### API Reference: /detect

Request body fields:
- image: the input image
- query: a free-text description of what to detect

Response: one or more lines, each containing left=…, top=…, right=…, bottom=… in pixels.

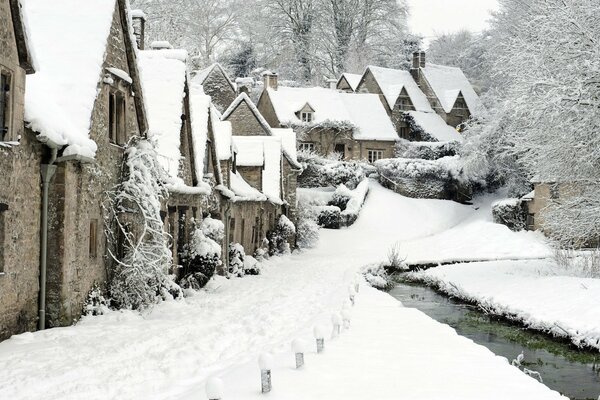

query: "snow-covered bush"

left=341, top=179, right=369, bottom=226
left=83, top=284, right=110, bottom=316
left=180, top=220, right=223, bottom=290
left=491, top=198, right=527, bottom=231
left=395, top=139, right=460, bottom=160
left=298, top=152, right=367, bottom=189
left=328, top=184, right=352, bottom=211
left=268, top=215, right=296, bottom=255
left=296, top=205, right=320, bottom=249
left=243, top=255, right=261, bottom=275
left=362, top=264, right=395, bottom=290
left=254, top=246, right=268, bottom=262
left=385, top=242, right=408, bottom=272
left=228, top=243, right=246, bottom=277
left=316, top=206, right=341, bottom=229
left=104, top=139, right=180, bottom=310
left=375, top=157, right=472, bottom=203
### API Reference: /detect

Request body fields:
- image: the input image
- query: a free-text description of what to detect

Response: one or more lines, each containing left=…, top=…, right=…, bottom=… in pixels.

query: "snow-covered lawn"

left=0, top=182, right=564, bottom=399
left=410, top=259, right=600, bottom=351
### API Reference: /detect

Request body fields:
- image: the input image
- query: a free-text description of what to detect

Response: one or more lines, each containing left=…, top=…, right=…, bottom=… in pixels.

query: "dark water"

left=390, top=280, right=600, bottom=400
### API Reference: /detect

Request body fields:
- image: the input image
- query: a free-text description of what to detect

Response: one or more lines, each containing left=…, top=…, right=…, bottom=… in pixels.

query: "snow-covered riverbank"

left=409, top=259, right=600, bottom=351
left=0, top=182, right=567, bottom=399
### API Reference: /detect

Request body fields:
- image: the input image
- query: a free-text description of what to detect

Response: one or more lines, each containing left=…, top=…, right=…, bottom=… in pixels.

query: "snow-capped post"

left=292, top=339, right=305, bottom=369
left=205, top=377, right=224, bottom=400
left=348, top=285, right=357, bottom=305
left=313, top=326, right=326, bottom=353
left=341, top=309, right=352, bottom=329
left=258, top=353, right=273, bottom=393
left=331, top=313, right=342, bottom=337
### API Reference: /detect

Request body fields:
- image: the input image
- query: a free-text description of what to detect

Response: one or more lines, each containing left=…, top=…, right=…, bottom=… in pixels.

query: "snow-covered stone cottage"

left=0, top=0, right=38, bottom=341
left=257, top=74, right=398, bottom=162
left=191, top=63, right=237, bottom=114
left=356, top=52, right=484, bottom=142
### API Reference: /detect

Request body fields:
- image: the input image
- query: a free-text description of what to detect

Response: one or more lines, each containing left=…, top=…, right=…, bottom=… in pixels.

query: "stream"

left=390, top=280, right=600, bottom=400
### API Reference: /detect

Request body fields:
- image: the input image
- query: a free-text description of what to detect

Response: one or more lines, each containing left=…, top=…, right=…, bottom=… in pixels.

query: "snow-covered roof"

left=138, top=49, right=188, bottom=182
left=407, top=111, right=463, bottom=142
left=271, top=128, right=298, bottom=165
left=211, top=106, right=232, bottom=161
left=229, top=171, right=266, bottom=201
left=12, top=0, right=36, bottom=73
left=23, top=0, right=119, bottom=158
left=130, top=9, right=146, bottom=20
left=339, top=73, right=362, bottom=91
left=268, top=87, right=398, bottom=142
left=366, top=66, right=433, bottom=113
left=421, top=63, right=486, bottom=117
left=192, top=63, right=236, bottom=92
left=232, top=136, right=283, bottom=204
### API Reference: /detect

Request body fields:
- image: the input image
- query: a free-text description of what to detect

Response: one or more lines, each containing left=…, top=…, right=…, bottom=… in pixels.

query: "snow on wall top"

left=229, top=171, right=266, bottom=201
left=138, top=49, right=188, bottom=182
left=421, top=63, right=486, bottom=117
left=407, top=111, right=463, bottom=142
left=192, top=63, right=236, bottom=92
left=340, top=73, right=361, bottom=91
left=232, top=136, right=282, bottom=204
left=339, top=93, right=398, bottom=141
left=366, top=66, right=433, bottom=113
left=268, top=87, right=397, bottom=142
left=22, top=0, right=118, bottom=158
left=212, top=106, right=233, bottom=161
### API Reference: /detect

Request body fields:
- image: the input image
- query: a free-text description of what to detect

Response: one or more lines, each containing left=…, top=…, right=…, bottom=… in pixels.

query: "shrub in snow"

left=491, top=198, right=527, bottom=231
left=316, top=206, right=341, bottom=229
left=395, top=139, right=460, bottom=160
left=296, top=205, right=320, bottom=249
left=254, top=247, right=269, bottom=262
left=340, top=179, right=369, bottom=226
left=83, top=284, right=110, bottom=316
left=180, top=221, right=223, bottom=290
left=328, top=184, right=352, bottom=211
left=244, top=255, right=261, bottom=275
left=104, top=139, right=180, bottom=310
left=268, top=215, right=296, bottom=255
left=298, top=152, right=367, bottom=189
left=385, top=242, right=408, bottom=273
left=362, top=264, right=395, bottom=290
left=228, top=243, right=246, bottom=277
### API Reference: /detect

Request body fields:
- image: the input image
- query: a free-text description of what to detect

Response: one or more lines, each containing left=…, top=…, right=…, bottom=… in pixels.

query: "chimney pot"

left=419, top=51, right=426, bottom=68
left=327, top=78, right=337, bottom=90
left=412, top=52, right=420, bottom=69
left=263, top=71, right=278, bottom=91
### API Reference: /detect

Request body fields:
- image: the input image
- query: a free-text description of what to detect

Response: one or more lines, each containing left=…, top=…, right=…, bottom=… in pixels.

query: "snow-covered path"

left=0, top=181, right=560, bottom=399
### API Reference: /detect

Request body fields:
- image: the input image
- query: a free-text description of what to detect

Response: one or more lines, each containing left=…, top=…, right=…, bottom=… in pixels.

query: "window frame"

left=89, top=219, right=98, bottom=258
left=108, top=90, right=127, bottom=145
left=299, top=142, right=315, bottom=152
left=0, top=69, right=13, bottom=142
left=300, top=111, right=313, bottom=123
left=367, top=149, right=384, bottom=163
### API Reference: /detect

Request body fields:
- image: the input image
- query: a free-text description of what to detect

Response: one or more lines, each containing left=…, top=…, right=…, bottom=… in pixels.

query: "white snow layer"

left=229, top=170, right=266, bottom=201
left=0, top=181, right=564, bottom=399
left=366, top=65, right=433, bottom=112
left=408, top=110, right=463, bottom=142
left=268, top=87, right=398, bottom=141
left=422, top=63, right=486, bottom=117
left=23, top=0, right=118, bottom=158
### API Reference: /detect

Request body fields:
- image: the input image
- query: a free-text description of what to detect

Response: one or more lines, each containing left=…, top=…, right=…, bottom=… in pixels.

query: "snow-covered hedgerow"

left=362, top=264, right=395, bottom=290
left=298, top=152, right=369, bottom=189
left=316, top=206, right=341, bottom=229
left=491, top=198, right=527, bottom=232
left=341, top=179, right=369, bottom=225
left=104, top=139, right=180, bottom=310
left=375, top=157, right=472, bottom=202
left=395, top=139, right=460, bottom=160
left=269, top=215, right=296, bottom=255
left=180, top=218, right=224, bottom=289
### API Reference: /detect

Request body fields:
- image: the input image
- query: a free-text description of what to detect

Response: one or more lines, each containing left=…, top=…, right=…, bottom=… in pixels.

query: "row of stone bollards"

left=206, top=280, right=360, bottom=399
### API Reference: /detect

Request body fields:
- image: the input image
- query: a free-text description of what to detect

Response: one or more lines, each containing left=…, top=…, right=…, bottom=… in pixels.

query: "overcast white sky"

left=407, top=0, right=499, bottom=43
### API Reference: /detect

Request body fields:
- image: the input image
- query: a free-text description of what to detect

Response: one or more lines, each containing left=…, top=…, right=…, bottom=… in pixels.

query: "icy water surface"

left=390, top=280, right=600, bottom=400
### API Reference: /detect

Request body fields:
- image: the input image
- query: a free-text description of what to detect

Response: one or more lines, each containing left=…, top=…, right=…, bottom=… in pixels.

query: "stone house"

left=0, top=0, right=39, bottom=341
left=336, top=73, right=361, bottom=93
left=191, top=63, right=237, bottom=114
left=257, top=73, right=398, bottom=163
left=4, top=0, right=148, bottom=335
left=355, top=52, right=483, bottom=142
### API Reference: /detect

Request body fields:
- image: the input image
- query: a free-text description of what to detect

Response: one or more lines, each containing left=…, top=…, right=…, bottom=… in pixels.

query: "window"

left=109, top=91, right=126, bottom=145
left=240, top=219, right=245, bottom=245
left=367, top=149, right=384, bottom=163
left=89, top=219, right=98, bottom=258
left=229, top=218, right=236, bottom=243
left=177, top=208, right=187, bottom=259
left=334, top=143, right=345, bottom=158
left=299, top=142, right=315, bottom=152
left=300, top=112, right=313, bottom=123
left=527, top=213, right=535, bottom=230
left=0, top=72, right=11, bottom=141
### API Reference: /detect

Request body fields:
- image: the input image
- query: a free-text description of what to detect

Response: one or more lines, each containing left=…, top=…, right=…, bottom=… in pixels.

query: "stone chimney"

left=263, top=71, right=278, bottom=91
left=410, top=51, right=425, bottom=84
left=419, top=51, right=426, bottom=68
left=412, top=52, right=420, bottom=69
left=131, top=10, right=146, bottom=50
left=327, top=78, right=338, bottom=90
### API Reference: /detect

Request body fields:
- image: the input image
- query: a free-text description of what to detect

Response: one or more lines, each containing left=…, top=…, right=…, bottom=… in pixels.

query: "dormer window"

left=301, top=111, right=313, bottom=123
left=0, top=71, right=11, bottom=141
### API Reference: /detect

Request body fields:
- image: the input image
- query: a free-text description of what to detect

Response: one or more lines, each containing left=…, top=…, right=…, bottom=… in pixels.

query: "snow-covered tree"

left=104, top=139, right=179, bottom=309
left=181, top=217, right=224, bottom=289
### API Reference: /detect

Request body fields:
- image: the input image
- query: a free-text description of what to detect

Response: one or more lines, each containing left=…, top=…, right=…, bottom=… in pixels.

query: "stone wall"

left=300, top=127, right=354, bottom=159
left=45, top=2, right=143, bottom=328
left=224, top=100, right=269, bottom=136
left=256, top=91, right=281, bottom=128
left=237, top=166, right=263, bottom=190
left=228, top=201, right=280, bottom=255
left=202, top=68, right=236, bottom=114
left=282, top=157, right=299, bottom=225
left=351, top=140, right=396, bottom=161
left=0, top=0, right=44, bottom=341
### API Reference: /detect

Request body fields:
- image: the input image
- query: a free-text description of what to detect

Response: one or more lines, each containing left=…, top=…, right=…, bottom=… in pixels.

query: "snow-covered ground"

left=0, top=182, right=564, bottom=399
left=410, top=259, right=600, bottom=351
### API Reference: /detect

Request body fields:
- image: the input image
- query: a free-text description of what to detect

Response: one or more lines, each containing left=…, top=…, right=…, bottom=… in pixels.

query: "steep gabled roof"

left=365, top=66, right=433, bottom=113
left=23, top=0, right=146, bottom=158
left=9, top=0, right=35, bottom=73
left=192, top=63, right=236, bottom=93
left=421, top=63, right=486, bottom=117
left=337, top=73, right=361, bottom=91
left=222, top=93, right=272, bottom=135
